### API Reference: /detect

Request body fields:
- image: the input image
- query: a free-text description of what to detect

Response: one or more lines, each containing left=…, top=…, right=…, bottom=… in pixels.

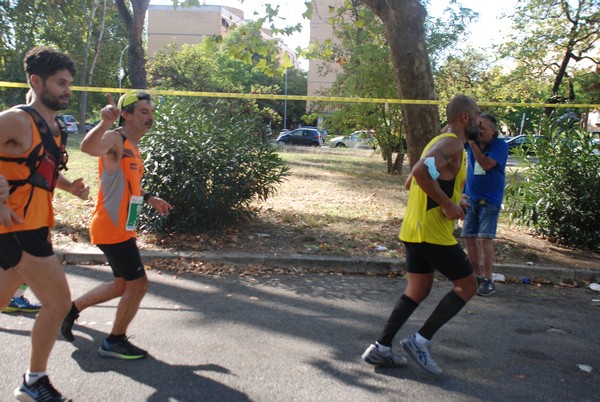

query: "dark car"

left=85, top=120, right=101, bottom=132
left=276, top=127, right=323, bottom=147
left=298, top=125, right=328, bottom=142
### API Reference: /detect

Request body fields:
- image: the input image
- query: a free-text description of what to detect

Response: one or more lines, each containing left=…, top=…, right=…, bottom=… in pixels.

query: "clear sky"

left=150, top=0, right=518, bottom=67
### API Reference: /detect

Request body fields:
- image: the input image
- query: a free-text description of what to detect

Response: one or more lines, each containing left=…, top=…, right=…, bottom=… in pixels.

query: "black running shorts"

left=403, top=241, right=473, bottom=281
left=97, top=238, right=146, bottom=281
left=0, top=227, right=53, bottom=269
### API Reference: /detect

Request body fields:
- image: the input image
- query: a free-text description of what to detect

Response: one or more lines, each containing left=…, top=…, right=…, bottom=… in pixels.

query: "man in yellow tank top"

left=362, top=95, right=480, bottom=376
left=61, top=91, right=171, bottom=360
left=0, top=46, right=89, bottom=402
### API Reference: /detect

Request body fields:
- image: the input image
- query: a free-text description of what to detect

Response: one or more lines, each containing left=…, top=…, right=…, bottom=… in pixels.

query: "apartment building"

left=307, top=0, right=343, bottom=100
left=147, top=4, right=299, bottom=68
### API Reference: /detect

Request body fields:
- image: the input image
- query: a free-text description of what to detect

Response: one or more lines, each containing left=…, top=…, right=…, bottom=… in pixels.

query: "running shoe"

left=2, top=296, right=41, bottom=313
left=477, top=277, right=496, bottom=297
left=98, top=337, right=148, bottom=360
left=401, top=334, right=443, bottom=376
left=60, top=311, right=79, bottom=342
left=361, top=343, right=407, bottom=367
left=14, top=374, right=72, bottom=402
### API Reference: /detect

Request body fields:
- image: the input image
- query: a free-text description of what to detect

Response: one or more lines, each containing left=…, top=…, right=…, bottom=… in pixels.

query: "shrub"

left=504, top=119, right=600, bottom=250
left=139, top=97, right=289, bottom=233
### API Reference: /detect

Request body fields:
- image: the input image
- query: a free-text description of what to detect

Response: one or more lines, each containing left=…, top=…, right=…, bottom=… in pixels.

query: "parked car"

left=276, top=127, right=323, bottom=147
left=505, top=134, right=548, bottom=155
left=85, top=120, right=101, bottom=132
left=591, top=138, right=600, bottom=155
left=298, top=126, right=328, bottom=143
left=329, top=130, right=374, bottom=148
left=57, top=114, right=78, bottom=133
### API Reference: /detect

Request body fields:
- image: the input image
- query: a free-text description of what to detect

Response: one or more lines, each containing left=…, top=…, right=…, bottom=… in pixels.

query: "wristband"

left=143, top=192, right=156, bottom=202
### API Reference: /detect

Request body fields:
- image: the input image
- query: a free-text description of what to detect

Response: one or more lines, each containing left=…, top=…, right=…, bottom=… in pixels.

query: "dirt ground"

left=53, top=147, right=600, bottom=272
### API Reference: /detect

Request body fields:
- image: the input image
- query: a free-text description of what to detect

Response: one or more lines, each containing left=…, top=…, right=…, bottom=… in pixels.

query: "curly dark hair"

left=23, top=46, right=76, bottom=82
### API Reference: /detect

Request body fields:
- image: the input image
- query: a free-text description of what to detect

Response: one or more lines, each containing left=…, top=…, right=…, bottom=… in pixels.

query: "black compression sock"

left=377, top=294, right=419, bottom=346
left=418, top=290, right=466, bottom=340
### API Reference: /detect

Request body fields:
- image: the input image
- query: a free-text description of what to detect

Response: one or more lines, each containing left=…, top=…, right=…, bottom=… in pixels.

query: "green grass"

left=52, top=132, right=98, bottom=246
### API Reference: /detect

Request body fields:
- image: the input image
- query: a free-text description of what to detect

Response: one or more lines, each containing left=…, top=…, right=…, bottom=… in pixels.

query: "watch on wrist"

left=143, top=192, right=156, bottom=202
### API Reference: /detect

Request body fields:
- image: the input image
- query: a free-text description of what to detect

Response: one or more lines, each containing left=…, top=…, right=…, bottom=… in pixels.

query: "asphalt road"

left=1, top=264, right=599, bottom=401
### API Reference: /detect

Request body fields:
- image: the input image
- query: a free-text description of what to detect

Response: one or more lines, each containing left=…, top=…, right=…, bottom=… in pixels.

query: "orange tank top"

left=89, top=135, right=144, bottom=245
left=0, top=118, right=55, bottom=234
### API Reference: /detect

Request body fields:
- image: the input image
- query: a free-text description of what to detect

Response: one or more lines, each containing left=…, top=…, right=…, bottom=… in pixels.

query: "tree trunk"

left=116, top=0, right=149, bottom=89
left=79, top=0, right=107, bottom=134
left=361, top=0, right=439, bottom=167
left=393, top=151, right=404, bottom=175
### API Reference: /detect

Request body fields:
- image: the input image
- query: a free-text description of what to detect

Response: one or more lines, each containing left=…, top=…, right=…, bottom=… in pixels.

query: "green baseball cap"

left=117, top=90, right=152, bottom=110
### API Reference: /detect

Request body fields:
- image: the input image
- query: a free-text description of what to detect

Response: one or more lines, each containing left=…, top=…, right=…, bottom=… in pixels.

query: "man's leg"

left=61, top=278, right=127, bottom=342
left=73, top=279, right=127, bottom=312
left=16, top=253, right=71, bottom=372
left=464, top=237, right=482, bottom=277
left=97, top=275, right=149, bottom=360
left=111, top=275, right=148, bottom=335
left=0, top=268, right=23, bottom=309
left=480, top=238, right=495, bottom=279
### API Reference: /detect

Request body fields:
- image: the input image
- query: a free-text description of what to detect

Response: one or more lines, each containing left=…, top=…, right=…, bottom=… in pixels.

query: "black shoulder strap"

left=17, top=106, right=68, bottom=171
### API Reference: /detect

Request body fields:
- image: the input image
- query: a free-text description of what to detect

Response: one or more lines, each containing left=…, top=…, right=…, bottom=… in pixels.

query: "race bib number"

left=125, top=195, right=143, bottom=231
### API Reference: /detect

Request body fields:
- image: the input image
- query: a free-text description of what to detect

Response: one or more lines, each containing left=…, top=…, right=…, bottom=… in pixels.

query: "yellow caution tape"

left=1, top=81, right=599, bottom=109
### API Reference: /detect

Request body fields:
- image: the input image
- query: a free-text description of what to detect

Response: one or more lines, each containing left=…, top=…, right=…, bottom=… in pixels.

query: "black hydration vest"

left=0, top=106, right=69, bottom=216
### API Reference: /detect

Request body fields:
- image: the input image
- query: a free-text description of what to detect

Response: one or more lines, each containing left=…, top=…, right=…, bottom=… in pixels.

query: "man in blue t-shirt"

left=461, top=114, right=508, bottom=296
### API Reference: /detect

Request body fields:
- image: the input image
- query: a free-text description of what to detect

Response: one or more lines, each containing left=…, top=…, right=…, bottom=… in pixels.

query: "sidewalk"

left=55, top=244, right=599, bottom=284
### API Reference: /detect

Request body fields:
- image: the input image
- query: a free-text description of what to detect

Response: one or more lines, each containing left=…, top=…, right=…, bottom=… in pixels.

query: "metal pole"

left=283, top=69, right=288, bottom=129
left=118, top=45, right=129, bottom=91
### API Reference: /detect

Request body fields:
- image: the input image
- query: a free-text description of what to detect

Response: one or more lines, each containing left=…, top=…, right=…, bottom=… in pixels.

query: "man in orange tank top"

left=0, top=46, right=89, bottom=402
left=61, top=91, right=171, bottom=360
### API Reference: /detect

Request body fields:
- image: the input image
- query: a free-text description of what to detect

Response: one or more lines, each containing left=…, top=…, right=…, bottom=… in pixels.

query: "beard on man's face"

left=465, top=118, right=480, bottom=142
left=40, top=86, right=69, bottom=111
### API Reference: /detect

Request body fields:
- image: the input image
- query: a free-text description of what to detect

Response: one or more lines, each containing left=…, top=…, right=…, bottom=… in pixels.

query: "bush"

left=504, top=119, right=600, bottom=250
left=139, top=97, right=289, bottom=233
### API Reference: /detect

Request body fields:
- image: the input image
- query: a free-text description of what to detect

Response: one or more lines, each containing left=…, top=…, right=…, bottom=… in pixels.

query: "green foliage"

left=139, top=97, right=290, bottom=233
left=499, top=0, right=599, bottom=104
left=148, top=35, right=307, bottom=131
left=504, top=121, right=600, bottom=250
left=424, top=0, right=479, bottom=73
left=433, top=47, right=552, bottom=134
left=0, top=0, right=128, bottom=116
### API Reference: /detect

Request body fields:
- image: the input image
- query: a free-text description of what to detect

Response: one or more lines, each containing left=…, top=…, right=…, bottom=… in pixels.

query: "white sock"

left=25, top=370, right=47, bottom=386
left=375, top=342, right=390, bottom=352
left=415, top=332, right=431, bottom=346
left=14, top=284, right=27, bottom=298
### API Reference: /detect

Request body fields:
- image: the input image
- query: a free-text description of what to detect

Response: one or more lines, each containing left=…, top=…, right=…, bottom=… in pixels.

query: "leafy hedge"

left=504, top=120, right=600, bottom=250
left=139, top=97, right=289, bottom=233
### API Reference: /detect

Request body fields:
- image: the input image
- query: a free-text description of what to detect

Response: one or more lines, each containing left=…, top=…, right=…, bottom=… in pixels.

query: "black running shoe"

left=97, top=337, right=148, bottom=360
left=60, top=311, right=79, bottom=342
left=14, top=375, right=72, bottom=402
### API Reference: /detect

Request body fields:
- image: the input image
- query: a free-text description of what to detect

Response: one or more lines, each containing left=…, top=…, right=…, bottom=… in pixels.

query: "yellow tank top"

left=0, top=118, right=55, bottom=234
left=89, top=135, right=144, bottom=245
left=399, top=133, right=466, bottom=245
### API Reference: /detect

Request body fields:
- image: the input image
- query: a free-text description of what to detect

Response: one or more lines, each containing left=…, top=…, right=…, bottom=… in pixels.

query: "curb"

left=55, top=247, right=598, bottom=284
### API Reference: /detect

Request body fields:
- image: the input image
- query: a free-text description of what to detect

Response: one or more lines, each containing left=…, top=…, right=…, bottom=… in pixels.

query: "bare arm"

left=0, top=175, right=8, bottom=202
left=0, top=109, right=33, bottom=155
left=80, top=93, right=121, bottom=157
left=411, top=138, right=465, bottom=220
left=0, top=175, right=23, bottom=227
left=56, top=174, right=90, bottom=200
left=468, top=140, right=497, bottom=171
